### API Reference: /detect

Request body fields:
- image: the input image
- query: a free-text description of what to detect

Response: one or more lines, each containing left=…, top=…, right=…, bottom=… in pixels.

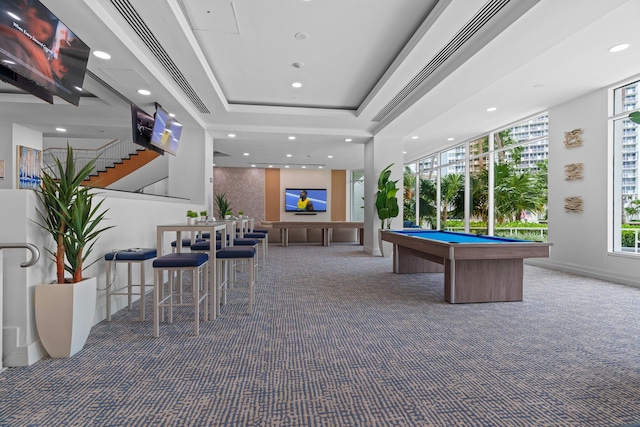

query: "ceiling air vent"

left=372, top=0, right=511, bottom=123
left=110, top=0, right=210, bottom=114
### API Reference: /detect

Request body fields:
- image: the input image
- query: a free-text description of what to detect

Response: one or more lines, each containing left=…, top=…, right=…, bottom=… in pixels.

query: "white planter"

left=35, top=277, right=97, bottom=358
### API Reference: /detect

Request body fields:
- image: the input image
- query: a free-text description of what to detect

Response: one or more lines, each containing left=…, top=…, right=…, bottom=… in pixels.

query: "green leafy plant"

left=199, top=210, right=208, bottom=217
left=215, top=192, right=233, bottom=218
left=375, top=163, right=400, bottom=229
left=186, top=210, right=198, bottom=218
left=629, top=111, right=640, bottom=124
left=35, top=144, right=113, bottom=283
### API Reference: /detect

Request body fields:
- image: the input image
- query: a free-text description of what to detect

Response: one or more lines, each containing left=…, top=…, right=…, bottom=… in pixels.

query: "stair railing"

left=43, top=139, right=144, bottom=178
left=0, top=243, right=40, bottom=267
left=1, top=242, right=40, bottom=372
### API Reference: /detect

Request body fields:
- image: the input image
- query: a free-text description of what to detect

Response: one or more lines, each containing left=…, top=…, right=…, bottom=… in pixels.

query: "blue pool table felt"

left=393, top=230, right=528, bottom=244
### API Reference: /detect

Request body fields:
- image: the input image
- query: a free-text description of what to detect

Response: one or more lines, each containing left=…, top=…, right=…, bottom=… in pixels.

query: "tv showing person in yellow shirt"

left=297, top=190, right=315, bottom=211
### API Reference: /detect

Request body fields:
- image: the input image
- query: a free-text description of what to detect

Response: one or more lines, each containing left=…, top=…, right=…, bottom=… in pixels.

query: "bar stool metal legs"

left=153, top=253, right=209, bottom=337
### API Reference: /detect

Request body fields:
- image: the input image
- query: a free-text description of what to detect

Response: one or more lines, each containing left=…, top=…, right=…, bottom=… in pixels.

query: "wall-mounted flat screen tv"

left=150, top=104, right=182, bottom=156
left=0, top=0, right=91, bottom=105
left=285, top=188, right=327, bottom=212
left=130, top=103, right=164, bottom=155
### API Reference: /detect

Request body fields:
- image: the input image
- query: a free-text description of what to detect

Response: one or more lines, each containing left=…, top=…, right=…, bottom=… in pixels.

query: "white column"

left=364, top=135, right=404, bottom=256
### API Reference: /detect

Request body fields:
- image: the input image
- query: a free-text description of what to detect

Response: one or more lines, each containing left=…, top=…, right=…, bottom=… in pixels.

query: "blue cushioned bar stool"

left=105, top=248, right=157, bottom=321
left=232, top=238, right=259, bottom=278
left=216, top=246, right=257, bottom=314
left=153, top=252, right=209, bottom=337
left=171, top=238, right=205, bottom=252
left=190, top=240, right=223, bottom=316
left=242, top=232, right=267, bottom=267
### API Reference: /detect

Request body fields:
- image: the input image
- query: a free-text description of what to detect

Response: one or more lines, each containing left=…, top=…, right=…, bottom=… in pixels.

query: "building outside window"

left=611, top=79, right=640, bottom=254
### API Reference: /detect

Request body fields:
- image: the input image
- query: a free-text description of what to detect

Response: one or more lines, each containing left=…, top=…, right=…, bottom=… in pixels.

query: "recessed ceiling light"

left=251, top=164, right=256, bottom=167
left=327, top=155, right=333, bottom=159
left=243, top=152, right=249, bottom=156
left=288, top=136, right=296, bottom=140
left=318, top=166, right=323, bottom=169
left=137, top=89, right=151, bottom=96
left=55, top=127, right=66, bottom=132
left=301, top=166, right=306, bottom=169
left=411, top=136, right=419, bottom=139
left=291, top=82, right=302, bottom=88
left=403, top=151, right=407, bottom=154
left=447, top=137, right=455, bottom=141
left=228, top=133, right=236, bottom=138
left=93, top=51, right=111, bottom=60
left=486, top=107, right=497, bottom=112
left=268, top=165, right=273, bottom=168
left=286, top=154, right=292, bottom=158
left=609, top=43, right=630, bottom=53
left=285, top=165, right=290, bottom=168
left=345, top=138, right=352, bottom=142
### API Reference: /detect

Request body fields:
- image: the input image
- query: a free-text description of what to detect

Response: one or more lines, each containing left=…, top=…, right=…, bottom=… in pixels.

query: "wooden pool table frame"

left=380, top=230, right=552, bottom=304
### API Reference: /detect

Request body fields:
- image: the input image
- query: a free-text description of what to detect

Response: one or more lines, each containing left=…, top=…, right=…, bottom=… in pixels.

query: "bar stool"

left=216, top=246, right=257, bottom=314
left=171, top=238, right=205, bottom=252
left=243, top=232, right=268, bottom=267
left=104, top=248, right=157, bottom=321
left=153, top=253, right=209, bottom=337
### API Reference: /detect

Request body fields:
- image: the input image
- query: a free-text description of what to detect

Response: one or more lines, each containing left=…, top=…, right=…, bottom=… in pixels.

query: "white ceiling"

left=1, top=0, right=639, bottom=171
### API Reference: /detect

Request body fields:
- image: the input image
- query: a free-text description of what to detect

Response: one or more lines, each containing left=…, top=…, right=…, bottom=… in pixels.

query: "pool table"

left=380, top=230, right=552, bottom=304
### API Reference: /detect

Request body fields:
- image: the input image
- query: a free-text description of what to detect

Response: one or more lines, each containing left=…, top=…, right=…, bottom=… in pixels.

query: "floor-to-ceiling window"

left=612, top=79, right=640, bottom=254
left=404, top=112, right=549, bottom=241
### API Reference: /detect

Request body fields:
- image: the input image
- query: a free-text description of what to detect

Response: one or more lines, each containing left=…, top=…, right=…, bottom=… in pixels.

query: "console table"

left=270, top=221, right=364, bottom=247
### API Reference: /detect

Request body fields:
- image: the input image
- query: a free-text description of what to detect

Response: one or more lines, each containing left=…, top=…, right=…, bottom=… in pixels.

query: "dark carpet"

left=1, top=244, right=639, bottom=426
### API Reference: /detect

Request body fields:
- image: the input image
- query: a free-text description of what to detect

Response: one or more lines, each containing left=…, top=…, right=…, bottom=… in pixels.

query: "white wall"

left=533, top=85, right=640, bottom=287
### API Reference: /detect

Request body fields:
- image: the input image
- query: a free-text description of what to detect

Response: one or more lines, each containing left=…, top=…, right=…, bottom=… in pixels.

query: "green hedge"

left=622, top=228, right=640, bottom=247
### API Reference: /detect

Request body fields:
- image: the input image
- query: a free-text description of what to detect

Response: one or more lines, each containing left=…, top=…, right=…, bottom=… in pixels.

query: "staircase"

left=85, top=148, right=160, bottom=187
left=43, top=139, right=162, bottom=190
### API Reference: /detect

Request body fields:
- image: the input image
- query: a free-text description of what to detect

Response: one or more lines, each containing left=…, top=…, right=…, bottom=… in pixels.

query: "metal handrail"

left=0, top=243, right=40, bottom=267
left=43, top=139, right=145, bottom=178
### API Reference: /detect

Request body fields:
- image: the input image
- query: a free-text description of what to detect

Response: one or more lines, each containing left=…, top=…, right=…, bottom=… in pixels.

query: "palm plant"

left=440, top=172, right=464, bottom=227
left=35, top=144, right=113, bottom=283
left=215, top=192, right=233, bottom=218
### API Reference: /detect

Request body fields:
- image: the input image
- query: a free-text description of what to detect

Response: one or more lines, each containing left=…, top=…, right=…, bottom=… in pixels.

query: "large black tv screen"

left=131, top=103, right=163, bottom=155
left=285, top=188, right=327, bottom=212
left=150, top=104, right=182, bottom=156
left=0, top=0, right=90, bottom=105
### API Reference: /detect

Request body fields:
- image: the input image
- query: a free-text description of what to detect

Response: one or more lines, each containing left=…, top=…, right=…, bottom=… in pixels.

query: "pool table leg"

left=445, top=258, right=524, bottom=303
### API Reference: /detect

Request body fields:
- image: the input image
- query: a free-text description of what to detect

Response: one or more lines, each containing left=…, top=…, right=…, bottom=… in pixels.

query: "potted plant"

left=200, top=210, right=208, bottom=222
left=33, top=144, right=113, bottom=358
left=215, top=192, right=233, bottom=219
left=186, top=209, right=198, bottom=224
left=375, top=163, right=399, bottom=256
